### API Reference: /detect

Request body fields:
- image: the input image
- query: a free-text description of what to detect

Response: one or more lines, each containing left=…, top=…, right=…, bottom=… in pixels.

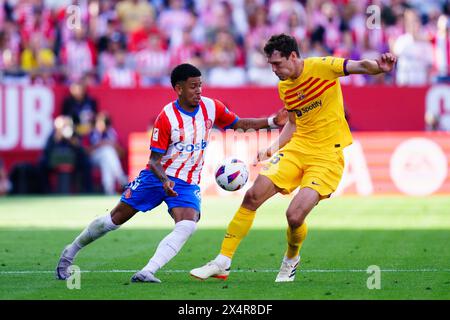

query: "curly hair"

left=263, top=34, right=300, bottom=59
left=170, top=63, right=202, bottom=88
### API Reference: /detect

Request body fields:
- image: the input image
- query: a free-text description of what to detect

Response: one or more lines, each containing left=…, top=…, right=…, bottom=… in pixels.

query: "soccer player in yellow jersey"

left=191, top=34, right=397, bottom=282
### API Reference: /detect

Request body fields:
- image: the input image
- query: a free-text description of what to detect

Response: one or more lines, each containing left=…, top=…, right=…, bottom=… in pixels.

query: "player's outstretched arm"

left=253, top=111, right=296, bottom=165
left=148, top=152, right=178, bottom=197
left=232, top=108, right=288, bottom=131
left=346, top=53, right=397, bottom=75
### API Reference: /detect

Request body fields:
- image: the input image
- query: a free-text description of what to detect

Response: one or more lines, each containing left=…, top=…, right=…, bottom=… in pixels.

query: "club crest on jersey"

left=206, top=119, right=213, bottom=129
left=297, top=91, right=306, bottom=101
left=124, top=188, right=132, bottom=199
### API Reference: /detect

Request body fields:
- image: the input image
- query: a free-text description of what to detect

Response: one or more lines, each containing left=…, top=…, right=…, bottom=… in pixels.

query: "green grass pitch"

left=0, top=195, right=449, bottom=300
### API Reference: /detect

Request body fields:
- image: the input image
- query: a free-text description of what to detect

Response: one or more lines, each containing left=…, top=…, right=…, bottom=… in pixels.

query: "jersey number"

left=270, top=153, right=284, bottom=165
left=129, top=178, right=141, bottom=190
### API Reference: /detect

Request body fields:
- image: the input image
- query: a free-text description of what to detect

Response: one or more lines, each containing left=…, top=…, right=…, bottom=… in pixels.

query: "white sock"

left=214, top=254, right=232, bottom=269
left=64, top=214, right=120, bottom=260
left=143, top=220, right=197, bottom=274
left=283, top=255, right=300, bottom=265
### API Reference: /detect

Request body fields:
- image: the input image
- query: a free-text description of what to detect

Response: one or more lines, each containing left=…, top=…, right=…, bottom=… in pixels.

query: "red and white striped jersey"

left=149, top=96, right=239, bottom=185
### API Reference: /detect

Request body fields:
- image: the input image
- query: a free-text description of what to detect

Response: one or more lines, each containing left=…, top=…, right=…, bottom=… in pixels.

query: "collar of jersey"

left=175, top=100, right=199, bottom=117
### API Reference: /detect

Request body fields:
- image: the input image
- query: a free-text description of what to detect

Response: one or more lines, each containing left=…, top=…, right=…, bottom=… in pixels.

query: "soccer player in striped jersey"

left=55, top=63, right=287, bottom=283
left=190, top=34, right=397, bottom=282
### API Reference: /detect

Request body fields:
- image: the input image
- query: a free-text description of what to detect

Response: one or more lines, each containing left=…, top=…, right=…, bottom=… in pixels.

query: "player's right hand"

left=253, top=147, right=273, bottom=166
left=163, top=180, right=178, bottom=197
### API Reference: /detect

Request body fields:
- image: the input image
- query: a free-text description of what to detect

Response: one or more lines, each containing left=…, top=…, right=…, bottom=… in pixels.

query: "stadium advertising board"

left=129, top=131, right=450, bottom=196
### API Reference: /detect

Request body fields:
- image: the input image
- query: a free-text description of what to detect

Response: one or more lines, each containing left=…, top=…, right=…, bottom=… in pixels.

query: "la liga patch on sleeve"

left=152, top=128, right=159, bottom=141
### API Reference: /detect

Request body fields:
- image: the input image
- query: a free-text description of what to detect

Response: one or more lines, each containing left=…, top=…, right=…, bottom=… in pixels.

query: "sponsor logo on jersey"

left=174, top=139, right=208, bottom=152
left=152, top=128, right=159, bottom=141
left=293, top=100, right=322, bottom=117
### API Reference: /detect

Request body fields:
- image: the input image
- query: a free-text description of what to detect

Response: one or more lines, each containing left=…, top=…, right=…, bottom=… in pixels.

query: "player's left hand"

left=253, top=147, right=273, bottom=166
left=163, top=180, right=178, bottom=197
left=376, top=53, right=397, bottom=73
left=273, top=108, right=288, bottom=127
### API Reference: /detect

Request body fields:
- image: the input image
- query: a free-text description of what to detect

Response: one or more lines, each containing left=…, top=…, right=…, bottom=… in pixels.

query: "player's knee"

left=110, top=209, right=131, bottom=225
left=286, top=209, right=306, bottom=229
left=242, top=188, right=262, bottom=210
left=110, top=202, right=137, bottom=225
left=110, top=212, right=124, bottom=225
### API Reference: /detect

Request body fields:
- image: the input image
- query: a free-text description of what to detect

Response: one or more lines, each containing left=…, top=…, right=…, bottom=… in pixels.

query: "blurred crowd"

left=36, top=82, right=128, bottom=194
left=1, top=0, right=449, bottom=87
left=2, top=82, right=128, bottom=195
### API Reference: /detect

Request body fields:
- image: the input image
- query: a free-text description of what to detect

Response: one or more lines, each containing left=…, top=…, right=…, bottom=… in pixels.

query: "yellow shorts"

left=259, top=143, right=345, bottom=198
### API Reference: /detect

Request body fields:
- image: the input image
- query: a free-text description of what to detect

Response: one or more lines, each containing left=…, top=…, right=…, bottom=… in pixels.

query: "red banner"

left=1, top=84, right=448, bottom=173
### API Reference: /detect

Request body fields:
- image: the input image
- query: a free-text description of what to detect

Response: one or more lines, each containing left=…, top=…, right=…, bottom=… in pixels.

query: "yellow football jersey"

left=278, top=56, right=353, bottom=154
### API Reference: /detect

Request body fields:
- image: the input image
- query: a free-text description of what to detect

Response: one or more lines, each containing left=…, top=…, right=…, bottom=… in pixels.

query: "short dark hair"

left=170, top=63, right=202, bottom=88
left=263, top=34, right=300, bottom=59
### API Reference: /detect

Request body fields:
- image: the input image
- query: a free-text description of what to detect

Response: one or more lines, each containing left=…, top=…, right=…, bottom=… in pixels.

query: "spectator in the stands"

left=134, top=33, right=170, bottom=86
left=0, top=21, right=21, bottom=72
left=269, top=0, right=307, bottom=36
left=102, top=49, right=140, bottom=87
left=87, top=112, right=128, bottom=195
left=20, top=32, right=56, bottom=85
left=393, top=9, right=434, bottom=85
left=431, top=14, right=450, bottom=83
left=116, top=0, right=155, bottom=34
left=98, top=29, right=124, bottom=80
left=246, top=39, right=278, bottom=86
left=127, top=14, right=163, bottom=52
left=170, top=27, right=204, bottom=69
left=90, top=0, right=119, bottom=40
left=97, top=18, right=127, bottom=54
left=158, top=0, right=193, bottom=47
left=39, top=115, right=93, bottom=193
left=245, top=4, right=274, bottom=53
left=208, top=30, right=247, bottom=87
left=60, top=26, right=96, bottom=84
left=15, top=0, right=55, bottom=46
left=62, top=81, right=98, bottom=136
left=1, top=43, right=30, bottom=85
left=0, top=0, right=448, bottom=86
left=202, top=1, right=242, bottom=47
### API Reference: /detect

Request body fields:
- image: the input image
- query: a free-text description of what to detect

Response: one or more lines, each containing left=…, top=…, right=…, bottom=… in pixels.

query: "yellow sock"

left=286, top=223, right=308, bottom=259
left=220, top=206, right=256, bottom=258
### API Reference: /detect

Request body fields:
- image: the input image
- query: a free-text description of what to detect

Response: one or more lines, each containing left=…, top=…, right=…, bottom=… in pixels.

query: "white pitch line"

left=1, top=269, right=450, bottom=275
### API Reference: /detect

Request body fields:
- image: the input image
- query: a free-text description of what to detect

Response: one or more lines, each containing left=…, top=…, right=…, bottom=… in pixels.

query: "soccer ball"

left=215, top=158, right=249, bottom=191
